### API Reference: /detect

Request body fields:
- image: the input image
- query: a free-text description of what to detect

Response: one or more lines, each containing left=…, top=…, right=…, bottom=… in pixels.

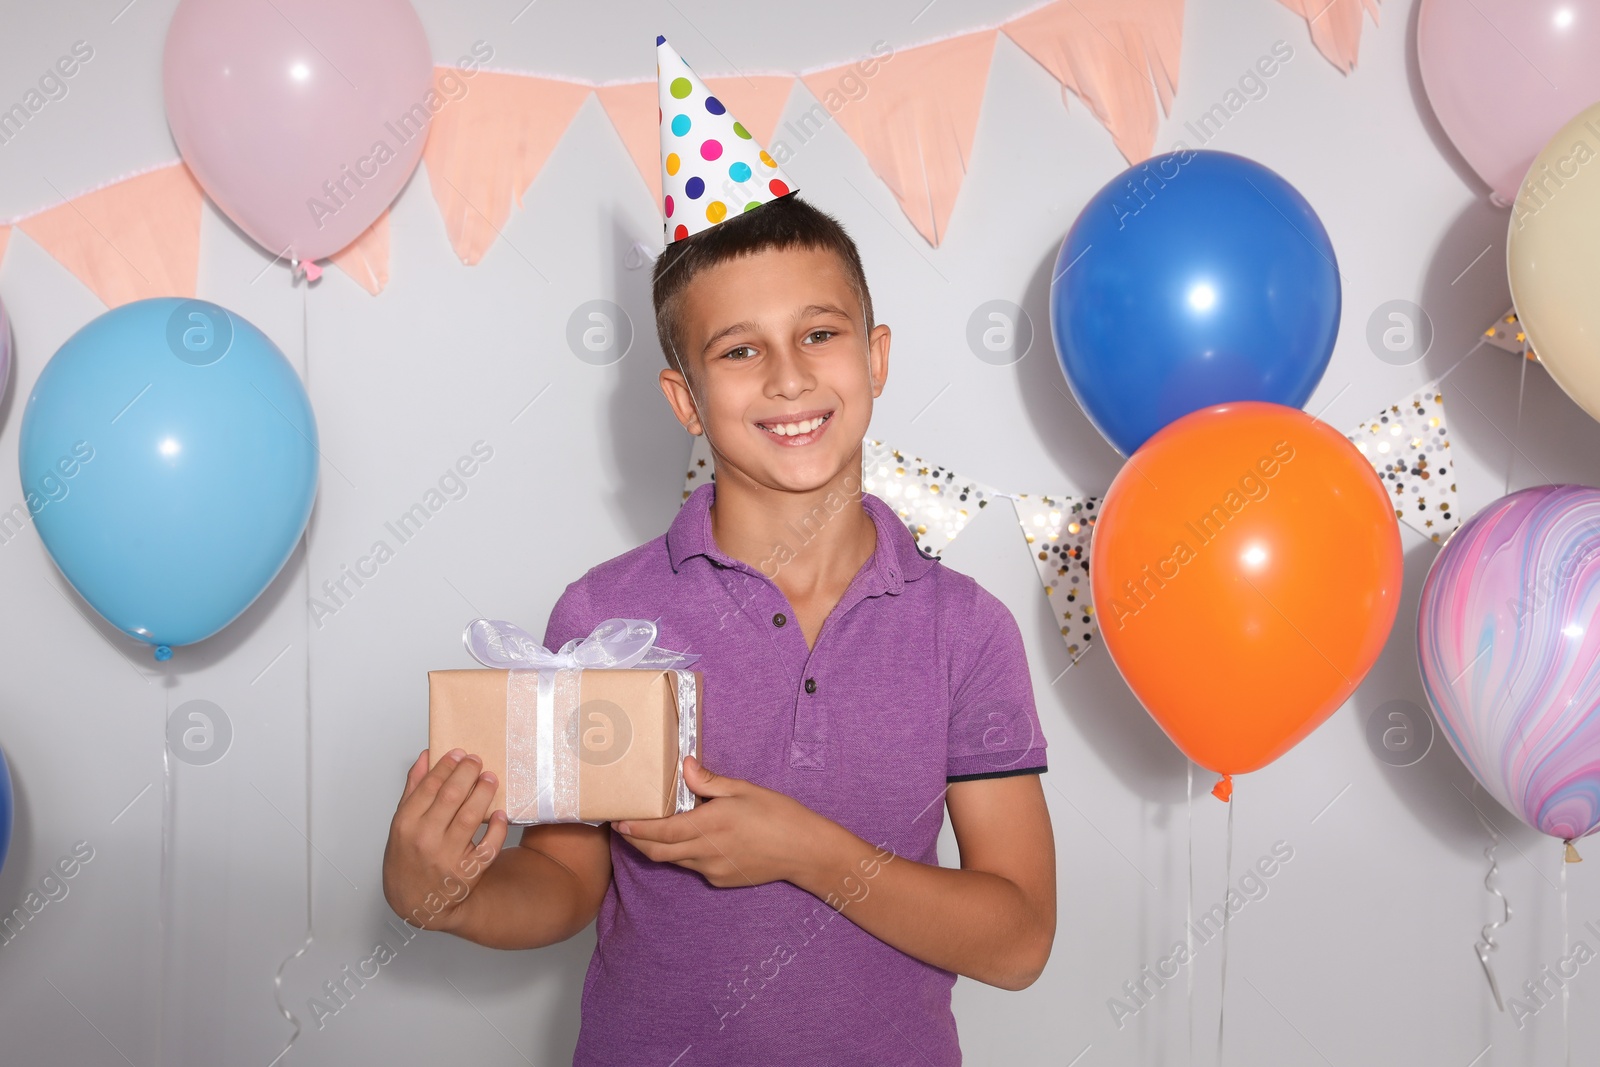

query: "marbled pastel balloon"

left=1419, top=485, right=1600, bottom=841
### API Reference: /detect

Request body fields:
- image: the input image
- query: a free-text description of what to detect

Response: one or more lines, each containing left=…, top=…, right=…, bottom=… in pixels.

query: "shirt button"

left=804, top=678, right=817, bottom=694
left=773, top=613, right=787, bottom=627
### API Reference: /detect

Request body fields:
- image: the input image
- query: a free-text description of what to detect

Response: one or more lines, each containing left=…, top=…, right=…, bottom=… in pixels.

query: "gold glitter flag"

left=1345, top=382, right=1458, bottom=542
left=1483, top=308, right=1539, bottom=362
left=1010, top=493, right=1099, bottom=665
left=859, top=438, right=998, bottom=557
left=682, top=430, right=717, bottom=500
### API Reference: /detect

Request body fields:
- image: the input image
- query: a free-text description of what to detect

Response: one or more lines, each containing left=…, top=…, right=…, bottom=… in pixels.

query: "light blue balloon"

left=19, top=298, right=317, bottom=655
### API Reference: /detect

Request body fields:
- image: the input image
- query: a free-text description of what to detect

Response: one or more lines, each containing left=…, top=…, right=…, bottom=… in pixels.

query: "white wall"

left=2, top=1, right=1595, bottom=1064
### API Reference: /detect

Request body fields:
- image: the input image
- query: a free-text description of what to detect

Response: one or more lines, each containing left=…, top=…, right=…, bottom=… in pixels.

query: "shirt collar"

left=667, top=481, right=940, bottom=593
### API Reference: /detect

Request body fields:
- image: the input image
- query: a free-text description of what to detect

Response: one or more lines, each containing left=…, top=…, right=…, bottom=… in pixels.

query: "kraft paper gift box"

left=428, top=618, right=702, bottom=825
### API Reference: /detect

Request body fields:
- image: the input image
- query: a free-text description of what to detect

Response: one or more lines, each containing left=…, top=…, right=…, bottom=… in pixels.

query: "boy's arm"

left=616, top=759, right=1054, bottom=987
left=445, top=821, right=613, bottom=950
left=807, top=579, right=1054, bottom=987
left=791, top=770, right=1055, bottom=989
left=381, top=748, right=613, bottom=950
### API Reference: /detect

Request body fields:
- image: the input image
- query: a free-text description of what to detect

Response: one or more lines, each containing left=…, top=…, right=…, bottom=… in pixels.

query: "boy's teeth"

left=764, top=414, right=827, bottom=437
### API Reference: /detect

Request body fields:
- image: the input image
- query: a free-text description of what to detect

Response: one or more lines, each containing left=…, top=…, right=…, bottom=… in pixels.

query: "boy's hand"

left=612, top=756, right=835, bottom=889
left=382, top=748, right=510, bottom=932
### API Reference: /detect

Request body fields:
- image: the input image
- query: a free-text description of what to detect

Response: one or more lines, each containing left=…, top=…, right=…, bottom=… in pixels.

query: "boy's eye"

left=803, top=329, right=835, bottom=345
left=723, top=345, right=756, bottom=361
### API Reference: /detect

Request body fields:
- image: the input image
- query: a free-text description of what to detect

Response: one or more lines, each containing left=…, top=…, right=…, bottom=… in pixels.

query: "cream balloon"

left=1508, top=103, right=1600, bottom=422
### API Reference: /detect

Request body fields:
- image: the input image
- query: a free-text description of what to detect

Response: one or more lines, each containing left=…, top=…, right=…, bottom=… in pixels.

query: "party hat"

left=657, top=34, right=797, bottom=244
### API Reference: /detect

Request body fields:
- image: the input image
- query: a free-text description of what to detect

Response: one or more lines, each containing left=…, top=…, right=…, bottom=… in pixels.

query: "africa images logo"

left=1103, top=440, right=1297, bottom=629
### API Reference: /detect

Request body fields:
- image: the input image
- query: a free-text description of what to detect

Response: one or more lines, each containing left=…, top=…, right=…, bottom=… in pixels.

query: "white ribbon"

left=464, top=617, right=700, bottom=672
left=462, top=619, right=700, bottom=823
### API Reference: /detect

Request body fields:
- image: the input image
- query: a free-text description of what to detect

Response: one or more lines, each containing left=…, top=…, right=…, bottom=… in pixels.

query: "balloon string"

left=1562, top=854, right=1570, bottom=1067
left=1473, top=808, right=1509, bottom=1011
left=1186, top=761, right=1194, bottom=1067
left=267, top=282, right=315, bottom=1067
left=1506, top=338, right=1529, bottom=494
left=1216, top=793, right=1233, bottom=1065
left=159, top=687, right=173, bottom=1059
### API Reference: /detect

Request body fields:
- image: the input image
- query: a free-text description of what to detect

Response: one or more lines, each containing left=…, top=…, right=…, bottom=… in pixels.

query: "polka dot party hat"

left=657, top=34, right=797, bottom=244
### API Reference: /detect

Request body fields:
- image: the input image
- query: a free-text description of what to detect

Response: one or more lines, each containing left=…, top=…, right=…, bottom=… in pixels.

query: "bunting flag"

left=859, top=438, right=1002, bottom=555
left=0, top=226, right=9, bottom=267
left=683, top=432, right=715, bottom=500
left=15, top=162, right=203, bottom=307
left=1484, top=308, right=1539, bottom=361
left=1011, top=492, right=1100, bottom=663
left=800, top=32, right=996, bottom=247
left=0, top=3, right=1376, bottom=290
left=678, top=380, right=1457, bottom=662
left=599, top=74, right=794, bottom=211
left=1004, top=0, right=1184, bottom=163
left=327, top=212, right=392, bottom=296
left=421, top=67, right=591, bottom=266
left=1344, top=381, right=1458, bottom=542
left=1277, top=0, right=1381, bottom=74
left=597, top=81, right=666, bottom=210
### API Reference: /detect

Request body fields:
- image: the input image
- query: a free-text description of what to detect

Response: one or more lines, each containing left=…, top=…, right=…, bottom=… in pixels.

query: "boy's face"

left=658, top=245, right=890, bottom=494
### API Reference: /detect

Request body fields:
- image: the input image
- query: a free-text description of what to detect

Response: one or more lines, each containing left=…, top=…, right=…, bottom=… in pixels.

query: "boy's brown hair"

left=650, top=194, right=875, bottom=378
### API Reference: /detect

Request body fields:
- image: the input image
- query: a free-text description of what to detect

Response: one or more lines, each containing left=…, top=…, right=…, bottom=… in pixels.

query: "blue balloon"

left=19, top=298, right=317, bottom=654
left=1050, top=150, right=1340, bottom=456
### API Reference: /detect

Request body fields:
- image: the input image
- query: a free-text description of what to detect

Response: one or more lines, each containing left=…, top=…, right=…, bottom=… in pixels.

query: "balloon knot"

left=1565, top=840, right=1583, bottom=863
left=1211, top=774, right=1233, bottom=802
left=153, top=645, right=173, bottom=662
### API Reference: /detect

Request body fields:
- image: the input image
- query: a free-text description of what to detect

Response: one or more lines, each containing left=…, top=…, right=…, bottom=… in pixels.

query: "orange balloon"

left=1090, top=402, right=1402, bottom=787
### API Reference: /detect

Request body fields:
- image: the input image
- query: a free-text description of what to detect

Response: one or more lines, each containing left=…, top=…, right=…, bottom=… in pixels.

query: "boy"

left=381, top=38, right=1055, bottom=1065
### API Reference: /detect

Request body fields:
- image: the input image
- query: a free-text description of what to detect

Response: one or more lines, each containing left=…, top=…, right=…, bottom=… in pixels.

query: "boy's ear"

left=659, top=367, right=704, bottom=435
left=868, top=323, right=891, bottom=397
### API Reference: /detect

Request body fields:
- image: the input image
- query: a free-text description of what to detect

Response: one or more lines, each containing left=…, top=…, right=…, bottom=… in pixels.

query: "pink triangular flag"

left=596, top=82, right=661, bottom=203
left=18, top=162, right=202, bottom=307
left=1004, top=0, right=1184, bottom=163
left=598, top=75, right=795, bottom=211
left=422, top=67, right=590, bottom=266
left=329, top=211, right=390, bottom=295
left=0, top=226, right=9, bottom=267
left=801, top=32, right=996, bottom=247
left=1278, top=0, right=1379, bottom=74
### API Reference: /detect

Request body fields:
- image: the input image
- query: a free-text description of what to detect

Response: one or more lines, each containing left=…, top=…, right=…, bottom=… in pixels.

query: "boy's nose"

left=763, top=343, right=816, bottom=395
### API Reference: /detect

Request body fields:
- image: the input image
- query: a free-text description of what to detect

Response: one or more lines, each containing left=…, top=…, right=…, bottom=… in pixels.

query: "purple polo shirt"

left=543, top=481, right=1048, bottom=1066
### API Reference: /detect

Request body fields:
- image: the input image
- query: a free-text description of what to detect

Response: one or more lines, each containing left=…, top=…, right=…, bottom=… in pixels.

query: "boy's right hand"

left=382, top=747, right=510, bottom=934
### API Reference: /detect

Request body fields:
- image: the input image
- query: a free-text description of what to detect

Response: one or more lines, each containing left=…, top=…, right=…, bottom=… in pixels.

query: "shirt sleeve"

left=542, top=575, right=597, bottom=651
left=945, top=580, right=1049, bottom=782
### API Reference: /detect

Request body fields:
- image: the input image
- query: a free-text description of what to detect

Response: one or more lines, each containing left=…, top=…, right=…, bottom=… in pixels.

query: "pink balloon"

left=1419, top=485, right=1600, bottom=841
left=1418, top=0, right=1600, bottom=205
left=163, top=0, right=433, bottom=265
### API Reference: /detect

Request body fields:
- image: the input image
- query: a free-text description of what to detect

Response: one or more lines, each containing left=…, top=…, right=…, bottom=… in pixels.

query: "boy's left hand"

left=613, top=755, right=831, bottom=889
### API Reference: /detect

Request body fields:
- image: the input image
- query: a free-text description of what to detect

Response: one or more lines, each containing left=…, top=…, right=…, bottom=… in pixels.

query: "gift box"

left=428, top=618, right=702, bottom=825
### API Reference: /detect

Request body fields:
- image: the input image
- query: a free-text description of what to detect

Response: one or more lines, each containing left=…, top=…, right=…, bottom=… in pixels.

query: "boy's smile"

left=754, top=408, right=833, bottom=446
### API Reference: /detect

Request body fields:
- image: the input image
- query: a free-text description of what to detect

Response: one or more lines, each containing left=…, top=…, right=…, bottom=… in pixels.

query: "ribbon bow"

left=464, top=617, right=700, bottom=671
